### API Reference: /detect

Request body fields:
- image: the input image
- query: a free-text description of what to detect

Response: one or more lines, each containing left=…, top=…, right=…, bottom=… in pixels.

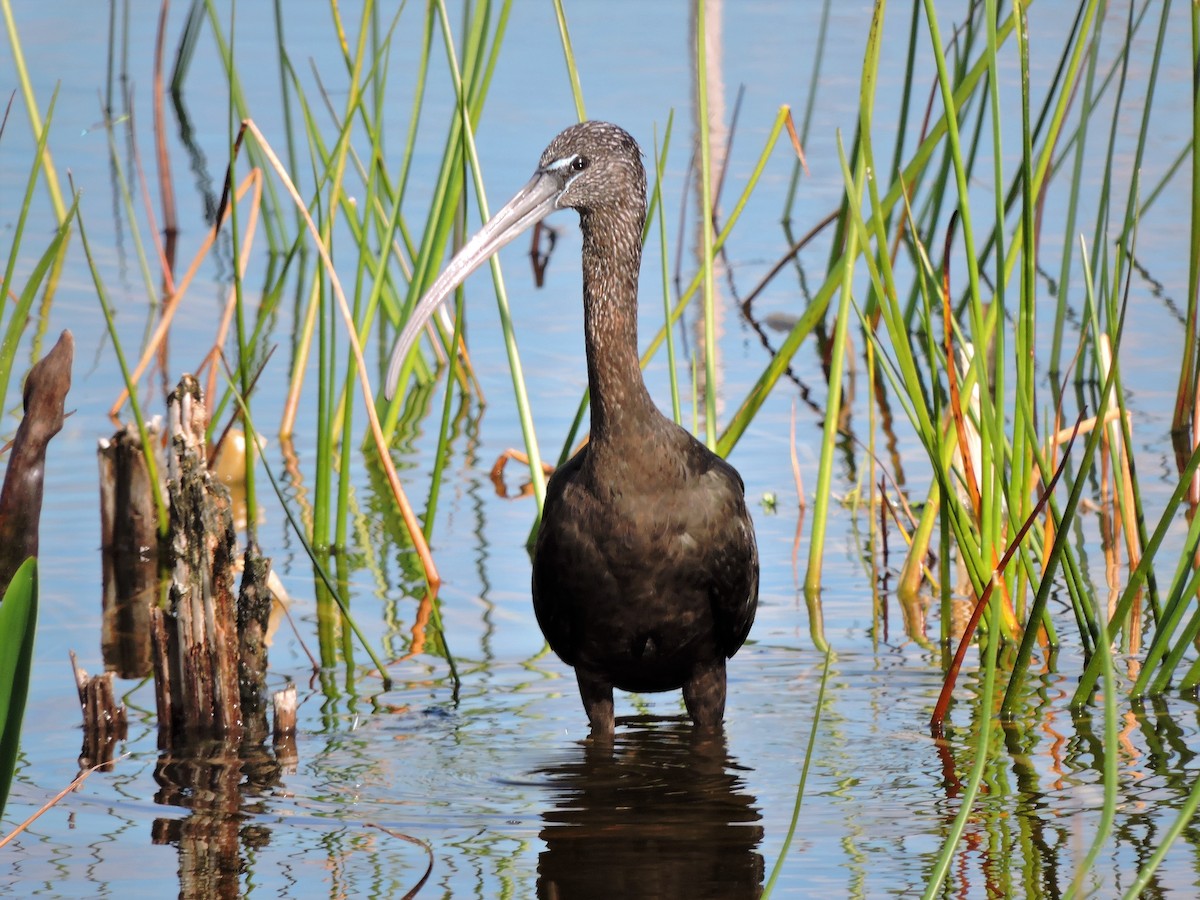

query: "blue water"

left=3, top=1, right=1200, bottom=897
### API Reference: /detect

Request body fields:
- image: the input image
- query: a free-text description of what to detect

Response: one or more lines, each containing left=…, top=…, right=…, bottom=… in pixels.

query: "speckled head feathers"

left=536, top=121, right=647, bottom=218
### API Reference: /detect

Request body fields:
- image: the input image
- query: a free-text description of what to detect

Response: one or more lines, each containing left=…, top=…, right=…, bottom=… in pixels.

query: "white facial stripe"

left=545, top=154, right=587, bottom=208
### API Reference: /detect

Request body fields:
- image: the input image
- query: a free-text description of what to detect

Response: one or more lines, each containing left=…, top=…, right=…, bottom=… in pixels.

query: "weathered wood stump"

left=0, top=330, right=73, bottom=593
left=149, top=376, right=255, bottom=748
left=272, top=684, right=298, bottom=772
left=70, top=650, right=128, bottom=770
left=97, top=422, right=162, bottom=678
left=237, top=546, right=274, bottom=743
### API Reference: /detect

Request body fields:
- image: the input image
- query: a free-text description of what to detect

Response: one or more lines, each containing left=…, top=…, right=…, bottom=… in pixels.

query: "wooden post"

left=97, top=422, right=162, bottom=679
left=70, top=650, right=128, bottom=771
left=0, top=330, right=73, bottom=593
left=236, top=547, right=274, bottom=743
left=150, top=376, right=242, bottom=747
left=272, top=684, right=298, bottom=772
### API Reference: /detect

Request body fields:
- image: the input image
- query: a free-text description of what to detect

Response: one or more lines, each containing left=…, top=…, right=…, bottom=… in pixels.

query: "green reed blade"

left=552, top=0, right=585, bottom=122
left=761, top=646, right=833, bottom=897
left=0, top=558, right=37, bottom=817
left=75, top=193, right=169, bottom=539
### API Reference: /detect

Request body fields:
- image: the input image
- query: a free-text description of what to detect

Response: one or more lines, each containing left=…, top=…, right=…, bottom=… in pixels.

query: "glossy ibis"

left=385, top=121, right=758, bottom=737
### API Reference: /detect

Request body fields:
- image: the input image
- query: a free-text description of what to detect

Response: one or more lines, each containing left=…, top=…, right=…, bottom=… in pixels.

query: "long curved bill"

left=384, top=170, right=564, bottom=399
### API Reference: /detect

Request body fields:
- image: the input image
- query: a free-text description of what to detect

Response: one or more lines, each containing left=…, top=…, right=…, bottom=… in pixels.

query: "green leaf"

left=0, top=557, right=38, bottom=817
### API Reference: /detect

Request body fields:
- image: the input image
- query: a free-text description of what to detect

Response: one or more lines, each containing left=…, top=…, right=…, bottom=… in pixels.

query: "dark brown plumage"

left=386, top=122, right=759, bottom=737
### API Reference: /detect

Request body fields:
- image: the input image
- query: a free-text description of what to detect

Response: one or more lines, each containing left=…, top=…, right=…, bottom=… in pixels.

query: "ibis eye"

left=571, top=156, right=590, bottom=172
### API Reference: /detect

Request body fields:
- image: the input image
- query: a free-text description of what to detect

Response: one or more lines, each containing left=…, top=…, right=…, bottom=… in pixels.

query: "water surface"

left=3, top=1, right=1200, bottom=897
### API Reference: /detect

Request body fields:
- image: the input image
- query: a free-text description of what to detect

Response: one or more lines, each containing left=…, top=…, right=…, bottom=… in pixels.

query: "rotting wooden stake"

left=0, top=330, right=73, bottom=594
left=272, top=684, right=298, bottom=772
left=98, top=422, right=162, bottom=679
left=70, top=650, right=128, bottom=771
left=237, top=547, right=274, bottom=743
left=150, top=376, right=243, bottom=747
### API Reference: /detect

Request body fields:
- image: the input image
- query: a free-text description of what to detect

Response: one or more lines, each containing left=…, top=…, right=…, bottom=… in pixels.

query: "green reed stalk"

left=226, top=1, right=261, bottom=544
left=101, top=107, right=157, bottom=310
left=1071, top=435, right=1200, bottom=703
left=273, top=0, right=304, bottom=236
left=383, top=2, right=511, bottom=418
left=1002, top=237, right=1122, bottom=714
left=721, top=5, right=1022, bottom=454
left=803, top=133, right=857, bottom=602
left=805, top=0, right=886, bottom=598
left=425, top=291, right=467, bottom=541
left=0, top=87, right=62, bottom=404
left=76, top=196, right=169, bottom=539
left=434, top=0, right=546, bottom=511
left=985, top=0, right=1017, bottom=622
left=1176, top=0, right=1200, bottom=430
left=922, top=592, right=1001, bottom=900
left=695, top=0, right=718, bottom=449
left=327, top=0, right=385, bottom=549
left=0, top=559, right=36, bottom=818
left=1, top=0, right=66, bottom=223
left=1049, top=5, right=1105, bottom=375
left=552, top=0, right=585, bottom=122
left=761, top=646, right=833, bottom=898
left=653, top=122, right=682, bottom=424
left=1084, top=3, right=1168, bottom=634
left=222, top=360, right=395, bottom=684
left=1008, top=0, right=1038, bottom=628
left=1063, top=587, right=1117, bottom=898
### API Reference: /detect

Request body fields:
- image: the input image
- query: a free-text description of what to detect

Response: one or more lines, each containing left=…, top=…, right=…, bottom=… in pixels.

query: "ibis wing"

left=701, top=457, right=759, bottom=658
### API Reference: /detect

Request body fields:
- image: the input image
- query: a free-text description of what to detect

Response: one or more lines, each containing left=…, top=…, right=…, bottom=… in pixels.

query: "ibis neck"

left=579, top=207, right=655, bottom=442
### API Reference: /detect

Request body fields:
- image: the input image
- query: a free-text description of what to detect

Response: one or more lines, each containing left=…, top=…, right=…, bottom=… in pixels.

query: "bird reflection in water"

left=534, top=720, right=763, bottom=899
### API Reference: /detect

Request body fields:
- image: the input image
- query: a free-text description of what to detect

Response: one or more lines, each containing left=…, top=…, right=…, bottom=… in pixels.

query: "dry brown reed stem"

left=1048, top=409, right=1125, bottom=446
left=789, top=399, right=807, bottom=580
left=201, top=256, right=253, bottom=405
left=783, top=111, right=809, bottom=178
left=388, top=592, right=434, bottom=665
left=789, top=398, right=806, bottom=510
left=279, top=263, right=318, bottom=438
left=366, top=824, right=435, bottom=899
left=107, top=169, right=263, bottom=423
left=1099, top=335, right=1141, bottom=576
left=241, top=118, right=440, bottom=588
left=489, top=449, right=555, bottom=499
left=199, top=187, right=263, bottom=405
left=126, top=97, right=176, bottom=297
left=151, top=0, right=177, bottom=279
left=738, top=208, right=839, bottom=314
left=940, top=218, right=981, bottom=520
left=0, top=757, right=122, bottom=850
left=1192, top=379, right=1200, bottom=507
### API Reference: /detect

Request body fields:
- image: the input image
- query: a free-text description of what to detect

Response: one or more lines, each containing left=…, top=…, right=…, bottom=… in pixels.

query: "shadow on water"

left=533, top=719, right=763, bottom=899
